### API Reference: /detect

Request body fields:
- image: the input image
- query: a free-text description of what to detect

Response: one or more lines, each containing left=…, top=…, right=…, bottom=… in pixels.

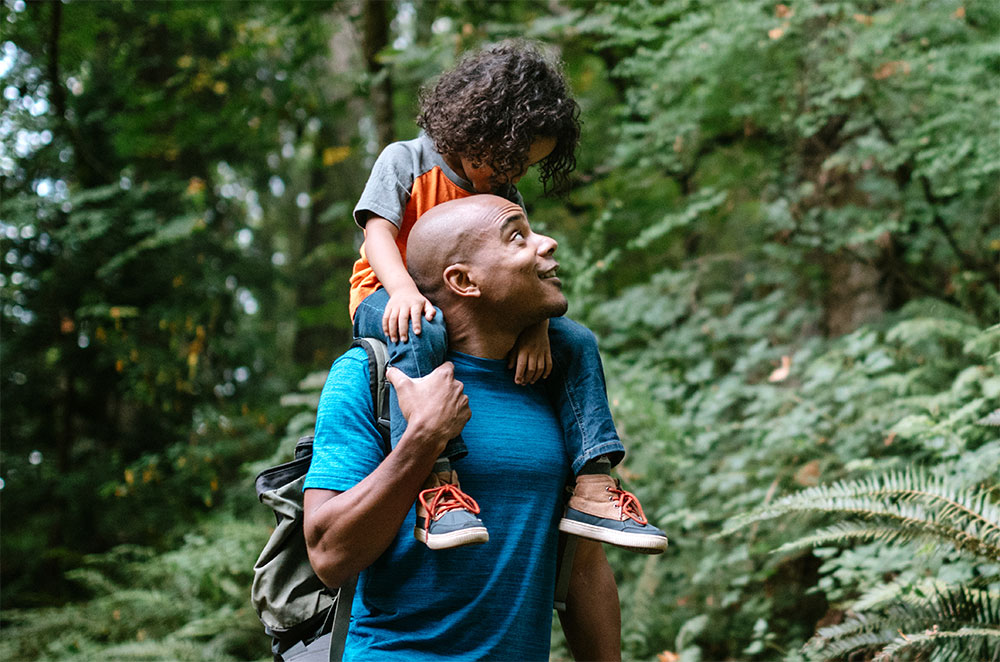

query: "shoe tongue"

left=435, top=470, right=459, bottom=487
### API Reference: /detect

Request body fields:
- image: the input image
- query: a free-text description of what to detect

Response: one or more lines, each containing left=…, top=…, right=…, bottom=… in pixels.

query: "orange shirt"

left=349, top=135, right=523, bottom=319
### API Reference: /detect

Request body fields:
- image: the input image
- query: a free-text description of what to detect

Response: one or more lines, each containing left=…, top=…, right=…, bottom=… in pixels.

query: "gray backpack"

left=250, top=337, right=577, bottom=662
left=251, top=338, right=390, bottom=662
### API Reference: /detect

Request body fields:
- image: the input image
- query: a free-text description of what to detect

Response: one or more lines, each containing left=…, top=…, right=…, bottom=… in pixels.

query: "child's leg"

left=352, top=288, right=486, bottom=549
left=352, top=288, right=466, bottom=459
left=547, top=317, right=667, bottom=554
left=546, top=317, right=624, bottom=472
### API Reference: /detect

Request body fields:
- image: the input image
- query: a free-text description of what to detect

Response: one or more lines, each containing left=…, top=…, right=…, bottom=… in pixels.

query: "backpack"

left=251, top=338, right=390, bottom=662
left=250, top=337, right=576, bottom=662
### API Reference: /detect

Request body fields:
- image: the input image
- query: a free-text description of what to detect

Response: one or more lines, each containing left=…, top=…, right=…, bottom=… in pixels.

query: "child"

left=349, top=41, right=667, bottom=554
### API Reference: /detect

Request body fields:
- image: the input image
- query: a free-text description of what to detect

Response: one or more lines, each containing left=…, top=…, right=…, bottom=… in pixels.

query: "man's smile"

left=538, top=264, right=559, bottom=280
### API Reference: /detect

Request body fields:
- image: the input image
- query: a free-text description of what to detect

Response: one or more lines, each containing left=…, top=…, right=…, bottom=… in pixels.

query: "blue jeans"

left=353, top=288, right=625, bottom=473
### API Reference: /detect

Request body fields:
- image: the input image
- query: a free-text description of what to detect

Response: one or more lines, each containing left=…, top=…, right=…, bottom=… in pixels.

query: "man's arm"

left=558, top=537, right=622, bottom=662
left=303, top=363, right=469, bottom=588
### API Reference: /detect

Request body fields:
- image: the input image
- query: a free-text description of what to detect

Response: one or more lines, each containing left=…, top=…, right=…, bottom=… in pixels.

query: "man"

left=303, top=195, right=621, bottom=661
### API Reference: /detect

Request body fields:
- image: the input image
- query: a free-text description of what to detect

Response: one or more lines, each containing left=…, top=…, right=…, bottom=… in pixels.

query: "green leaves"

left=96, top=212, right=205, bottom=279
left=723, top=468, right=1000, bottom=562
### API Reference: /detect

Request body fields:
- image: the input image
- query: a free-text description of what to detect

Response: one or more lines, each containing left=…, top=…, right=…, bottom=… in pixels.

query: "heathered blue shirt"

left=305, top=347, right=570, bottom=661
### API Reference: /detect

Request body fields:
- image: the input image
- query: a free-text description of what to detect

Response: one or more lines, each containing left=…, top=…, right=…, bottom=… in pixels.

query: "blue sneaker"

left=559, top=474, right=667, bottom=554
left=414, top=470, right=489, bottom=550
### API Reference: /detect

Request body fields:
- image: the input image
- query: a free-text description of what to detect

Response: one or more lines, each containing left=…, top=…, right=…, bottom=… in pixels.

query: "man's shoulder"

left=329, top=345, right=370, bottom=375
left=307, top=345, right=383, bottom=492
left=321, top=346, right=374, bottom=405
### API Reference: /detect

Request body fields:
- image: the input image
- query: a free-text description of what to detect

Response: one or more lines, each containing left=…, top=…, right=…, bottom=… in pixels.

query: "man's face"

left=469, top=199, right=568, bottom=322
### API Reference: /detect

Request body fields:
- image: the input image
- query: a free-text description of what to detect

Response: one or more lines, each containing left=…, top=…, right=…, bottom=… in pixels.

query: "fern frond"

left=807, top=586, right=1000, bottom=661
left=805, top=625, right=896, bottom=660
left=771, top=521, right=944, bottom=553
left=810, top=610, right=883, bottom=641
left=723, top=468, right=1000, bottom=561
left=874, top=627, right=1000, bottom=662
left=772, top=517, right=1000, bottom=561
left=851, top=577, right=960, bottom=613
left=979, top=409, right=1000, bottom=426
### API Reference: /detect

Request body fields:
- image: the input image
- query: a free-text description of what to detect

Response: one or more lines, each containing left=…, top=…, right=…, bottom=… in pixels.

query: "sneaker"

left=559, top=474, right=667, bottom=554
left=414, top=470, right=489, bottom=550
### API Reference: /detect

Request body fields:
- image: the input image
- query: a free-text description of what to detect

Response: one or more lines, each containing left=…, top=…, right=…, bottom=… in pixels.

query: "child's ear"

left=443, top=264, right=480, bottom=298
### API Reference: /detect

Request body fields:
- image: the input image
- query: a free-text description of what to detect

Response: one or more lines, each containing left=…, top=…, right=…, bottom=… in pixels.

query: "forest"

left=1, top=1, right=998, bottom=660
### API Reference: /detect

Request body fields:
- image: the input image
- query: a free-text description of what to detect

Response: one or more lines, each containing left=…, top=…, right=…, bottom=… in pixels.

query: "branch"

left=920, top=176, right=984, bottom=274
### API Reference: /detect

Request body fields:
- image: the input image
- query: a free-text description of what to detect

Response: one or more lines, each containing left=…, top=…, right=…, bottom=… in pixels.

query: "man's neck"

left=444, top=313, right=521, bottom=361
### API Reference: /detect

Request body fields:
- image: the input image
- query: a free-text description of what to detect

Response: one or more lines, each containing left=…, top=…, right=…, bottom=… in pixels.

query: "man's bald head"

left=407, top=195, right=513, bottom=302
left=406, top=194, right=566, bottom=355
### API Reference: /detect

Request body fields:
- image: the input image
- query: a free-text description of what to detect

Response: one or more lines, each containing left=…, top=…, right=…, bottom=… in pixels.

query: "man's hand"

left=507, top=319, right=552, bottom=385
left=383, top=287, right=436, bottom=343
left=304, top=363, right=470, bottom=588
left=387, top=362, right=470, bottom=449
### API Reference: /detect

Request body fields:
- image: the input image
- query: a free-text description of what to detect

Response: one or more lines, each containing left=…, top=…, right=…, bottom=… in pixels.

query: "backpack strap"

left=323, top=339, right=388, bottom=661
left=327, top=575, right=356, bottom=662
left=349, top=337, right=391, bottom=453
left=553, top=534, right=577, bottom=613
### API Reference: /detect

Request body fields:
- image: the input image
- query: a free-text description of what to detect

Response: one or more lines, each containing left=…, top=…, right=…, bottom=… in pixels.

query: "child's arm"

left=365, top=216, right=436, bottom=343
left=507, top=319, right=552, bottom=385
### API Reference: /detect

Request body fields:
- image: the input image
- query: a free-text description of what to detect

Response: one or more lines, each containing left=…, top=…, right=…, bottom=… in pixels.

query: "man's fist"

left=386, top=362, right=470, bottom=452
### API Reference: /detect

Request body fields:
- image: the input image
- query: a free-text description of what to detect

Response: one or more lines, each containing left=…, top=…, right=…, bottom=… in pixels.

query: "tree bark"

left=362, top=0, right=394, bottom=150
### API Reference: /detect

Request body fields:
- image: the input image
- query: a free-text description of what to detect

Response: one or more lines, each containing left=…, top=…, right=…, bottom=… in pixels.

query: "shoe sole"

left=558, top=518, right=668, bottom=554
left=414, top=526, right=489, bottom=550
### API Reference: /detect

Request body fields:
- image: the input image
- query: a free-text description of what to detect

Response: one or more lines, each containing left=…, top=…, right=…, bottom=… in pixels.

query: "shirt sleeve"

left=353, top=142, right=415, bottom=229
left=304, top=347, right=386, bottom=492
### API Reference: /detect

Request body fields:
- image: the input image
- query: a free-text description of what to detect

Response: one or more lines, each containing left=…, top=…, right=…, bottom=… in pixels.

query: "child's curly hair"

left=416, top=40, right=581, bottom=195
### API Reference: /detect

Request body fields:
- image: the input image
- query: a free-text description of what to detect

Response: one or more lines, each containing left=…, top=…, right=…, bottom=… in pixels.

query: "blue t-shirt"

left=305, top=347, right=570, bottom=661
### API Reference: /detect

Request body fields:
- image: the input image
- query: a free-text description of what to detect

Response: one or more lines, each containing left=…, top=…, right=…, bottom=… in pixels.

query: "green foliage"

left=804, top=584, right=1000, bottom=662
left=0, top=0, right=350, bottom=608
left=725, top=468, right=1000, bottom=561
left=592, top=287, right=998, bottom=659
left=2, top=0, right=998, bottom=660
left=724, top=467, right=1000, bottom=660
left=0, top=518, right=271, bottom=662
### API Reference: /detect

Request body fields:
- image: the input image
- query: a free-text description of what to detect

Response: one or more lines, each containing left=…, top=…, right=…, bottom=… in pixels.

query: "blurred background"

left=1, top=1, right=997, bottom=660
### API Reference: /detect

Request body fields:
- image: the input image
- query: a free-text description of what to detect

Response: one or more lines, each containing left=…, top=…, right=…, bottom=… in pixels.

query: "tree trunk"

left=362, top=0, right=394, bottom=149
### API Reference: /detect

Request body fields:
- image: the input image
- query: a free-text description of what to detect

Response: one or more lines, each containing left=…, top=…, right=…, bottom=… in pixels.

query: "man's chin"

left=546, top=299, right=569, bottom=319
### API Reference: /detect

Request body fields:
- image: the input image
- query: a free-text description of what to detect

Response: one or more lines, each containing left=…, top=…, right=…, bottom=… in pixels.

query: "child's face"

left=460, top=137, right=557, bottom=194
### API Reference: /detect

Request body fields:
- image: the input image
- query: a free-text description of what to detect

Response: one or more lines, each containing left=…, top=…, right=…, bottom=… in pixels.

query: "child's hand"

left=383, top=287, right=436, bottom=343
left=507, top=320, right=552, bottom=385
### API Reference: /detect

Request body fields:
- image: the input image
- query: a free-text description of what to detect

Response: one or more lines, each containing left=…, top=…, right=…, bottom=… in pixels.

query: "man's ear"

left=443, top=264, right=480, bottom=298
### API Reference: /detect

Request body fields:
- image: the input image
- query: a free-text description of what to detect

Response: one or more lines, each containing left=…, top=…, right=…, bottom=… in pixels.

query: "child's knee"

left=548, top=316, right=600, bottom=358
left=419, top=306, right=448, bottom=343
left=399, top=305, right=448, bottom=364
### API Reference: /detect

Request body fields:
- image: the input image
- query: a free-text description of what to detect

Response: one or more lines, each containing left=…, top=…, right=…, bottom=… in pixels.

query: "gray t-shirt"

left=353, top=133, right=525, bottom=230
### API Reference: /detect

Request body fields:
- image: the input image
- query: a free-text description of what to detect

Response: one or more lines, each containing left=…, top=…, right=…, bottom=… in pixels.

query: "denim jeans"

left=547, top=316, right=625, bottom=474
left=353, top=287, right=466, bottom=460
left=353, top=288, right=625, bottom=473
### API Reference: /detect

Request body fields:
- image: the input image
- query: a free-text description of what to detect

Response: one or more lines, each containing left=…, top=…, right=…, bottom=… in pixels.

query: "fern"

left=875, top=627, right=1000, bottom=662
left=722, top=466, right=999, bottom=660
left=723, top=468, right=1000, bottom=562
left=805, top=586, right=1000, bottom=661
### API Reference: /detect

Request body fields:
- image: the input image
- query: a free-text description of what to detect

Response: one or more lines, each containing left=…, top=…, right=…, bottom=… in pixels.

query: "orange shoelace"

left=418, top=483, right=481, bottom=529
left=607, top=485, right=649, bottom=525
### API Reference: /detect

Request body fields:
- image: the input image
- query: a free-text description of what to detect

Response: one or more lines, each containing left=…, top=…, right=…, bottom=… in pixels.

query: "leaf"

left=97, top=214, right=204, bottom=278
left=769, top=355, right=792, bottom=382
left=977, top=410, right=1000, bottom=427
left=794, top=459, right=821, bottom=487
